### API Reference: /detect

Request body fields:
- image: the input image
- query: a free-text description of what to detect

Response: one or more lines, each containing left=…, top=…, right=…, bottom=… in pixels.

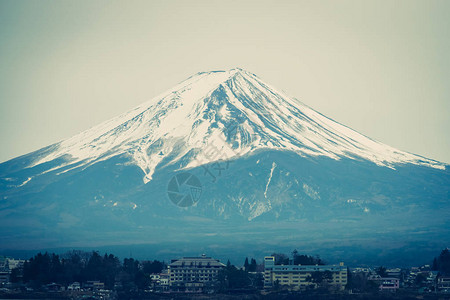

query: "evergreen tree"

left=249, top=258, right=257, bottom=272
left=10, top=268, right=21, bottom=283
left=271, top=253, right=289, bottom=265
left=244, top=257, right=249, bottom=271
left=375, top=266, right=387, bottom=277
left=433, top=248, right=450, bottom=275
left=142, top=260, right=165, bottom=274
left=432, top=257, right=438, bottom=271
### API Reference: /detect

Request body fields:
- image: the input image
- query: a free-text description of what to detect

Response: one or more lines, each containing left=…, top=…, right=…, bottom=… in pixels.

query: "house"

left=263, top=256, right=347, bottom=291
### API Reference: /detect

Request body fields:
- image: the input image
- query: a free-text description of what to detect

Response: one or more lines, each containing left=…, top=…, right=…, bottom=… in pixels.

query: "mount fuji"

left=1, top=68, right=449, bottom=265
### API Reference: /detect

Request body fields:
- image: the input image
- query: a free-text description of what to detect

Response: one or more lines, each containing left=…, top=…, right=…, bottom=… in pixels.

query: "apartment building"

left=264, top=256, right=347, bottom=290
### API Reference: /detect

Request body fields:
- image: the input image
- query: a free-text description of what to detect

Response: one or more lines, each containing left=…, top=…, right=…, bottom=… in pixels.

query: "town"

left=0, top=249, right=449, bottom=299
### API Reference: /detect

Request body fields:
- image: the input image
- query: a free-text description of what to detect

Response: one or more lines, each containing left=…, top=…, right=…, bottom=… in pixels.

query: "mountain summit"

left=0, top=68, right=449, bottom=264
left=23, top=68, right=444, bottom=185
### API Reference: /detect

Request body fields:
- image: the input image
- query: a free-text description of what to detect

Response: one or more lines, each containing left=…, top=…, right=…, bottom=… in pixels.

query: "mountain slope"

left=7, top=68, right=445, bottom=186
left=0, top=68, right=448, bottom=264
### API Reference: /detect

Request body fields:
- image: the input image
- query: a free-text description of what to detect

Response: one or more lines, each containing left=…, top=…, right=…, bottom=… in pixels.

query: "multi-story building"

left=438, top=277, right=450, bottom=293
left=0, top=271, right=9, bottom=284
left=168, top=254, right=225, bottom=292
left=264, top=256, right=347, bottom=290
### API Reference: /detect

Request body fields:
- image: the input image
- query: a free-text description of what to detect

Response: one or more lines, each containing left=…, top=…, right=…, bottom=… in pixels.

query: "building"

left=0, top=272, right=9, bottom=284
left=159, top=273, right=169, bottom=287
left=386, top=268, right=402, bottom=278
left=379, top=278, right=400, bottom=291
left=264, top=256, right=347, bottom=291
left=168, top=254, right=225, bottom=292
left=438, top=277, right=450, bottom=293
left=84, top=280, right=105, bottom=291
left=5, top=259, right=25, bottom=270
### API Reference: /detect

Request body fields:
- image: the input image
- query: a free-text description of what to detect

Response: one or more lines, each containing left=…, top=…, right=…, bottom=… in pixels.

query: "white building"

left=168, top=254, right=225, bottom=292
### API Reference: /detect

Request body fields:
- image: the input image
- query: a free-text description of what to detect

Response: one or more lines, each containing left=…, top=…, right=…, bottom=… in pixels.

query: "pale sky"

left=0, top=0, right=449, bottom=164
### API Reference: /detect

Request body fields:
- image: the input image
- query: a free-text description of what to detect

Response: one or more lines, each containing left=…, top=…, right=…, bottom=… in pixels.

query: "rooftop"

left=169, top=255, right=225, bottom=267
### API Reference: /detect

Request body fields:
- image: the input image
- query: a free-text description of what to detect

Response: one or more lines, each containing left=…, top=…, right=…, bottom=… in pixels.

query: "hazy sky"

left=1, top=0, right=449, bottom=164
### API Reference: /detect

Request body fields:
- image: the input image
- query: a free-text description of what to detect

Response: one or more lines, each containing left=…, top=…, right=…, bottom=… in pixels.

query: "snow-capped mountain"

left=0, top=68, right=449, bottom=264
left=24, top=68, right=444, bottom=185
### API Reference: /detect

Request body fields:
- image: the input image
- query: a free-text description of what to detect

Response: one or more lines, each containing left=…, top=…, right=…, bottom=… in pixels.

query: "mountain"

left=1, top=68, right=449, bottom=265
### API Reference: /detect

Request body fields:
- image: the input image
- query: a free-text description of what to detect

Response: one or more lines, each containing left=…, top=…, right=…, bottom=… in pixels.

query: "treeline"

left=272, top=249, right=326, bottom=265
left=217, top=260, right=263, bottom=291
left=432, top=248, right=450, bottom=275
left=22, top=250, right=165, bottom=290
left=243, top=257, right=258, bottom=272
left=19, top=251, right=265, bottom=293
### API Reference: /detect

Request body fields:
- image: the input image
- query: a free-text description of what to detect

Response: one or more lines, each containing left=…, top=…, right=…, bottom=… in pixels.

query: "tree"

left=20, top=250, right=151, bottom=291
left=23, top=252, right=52, bottom=285
left=142, top=260, right=164, bottom=274
left=217, top=268, right=229, bottom=292
left=102, top=254, right=121, bottom=289
left=271, top=253, right=289, bottom=265
left=60, top=250, right=89, bottom=285
left=250, top=272, right=264, bottom=288
left=50, top=254, right=63, bottom=283
left=414, top=273, right=427, bottom=286
left=291, top=250, right=325, bottom=265
left=244, top=257, right=249, bottom=271
left=346, top=270, right=379, bottom=293
left=10, top=268, right=21, bottom=283
left=134, top=270, right=150, bottom=290
left=432, top=258, right=438, bottom=271
left=249, top=258, right=257, bottom=272
left=345, top=267, right=352, bottom=290
left=123, top=258, right=139, bottom=275
left=375, top=266, right=387, bottom=277
left=434, top=249, right=450, bottom=275
left=217, top=263, right=251, bottom=291
left=273, top=279, right=280, bottom=290
left=306, top=270, right=333, bottom=285
left=84, top=251, right=104, bottom=281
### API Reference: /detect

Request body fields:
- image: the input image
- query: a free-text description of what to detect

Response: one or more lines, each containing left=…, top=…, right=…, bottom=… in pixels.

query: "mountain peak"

left=21, top=68, right=446, bottom=184
left=195, top=67, right=253, bottom=78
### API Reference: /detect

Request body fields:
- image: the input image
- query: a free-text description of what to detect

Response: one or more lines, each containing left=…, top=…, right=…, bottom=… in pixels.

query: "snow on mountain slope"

left=28, top=68, right=445, bottom=184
